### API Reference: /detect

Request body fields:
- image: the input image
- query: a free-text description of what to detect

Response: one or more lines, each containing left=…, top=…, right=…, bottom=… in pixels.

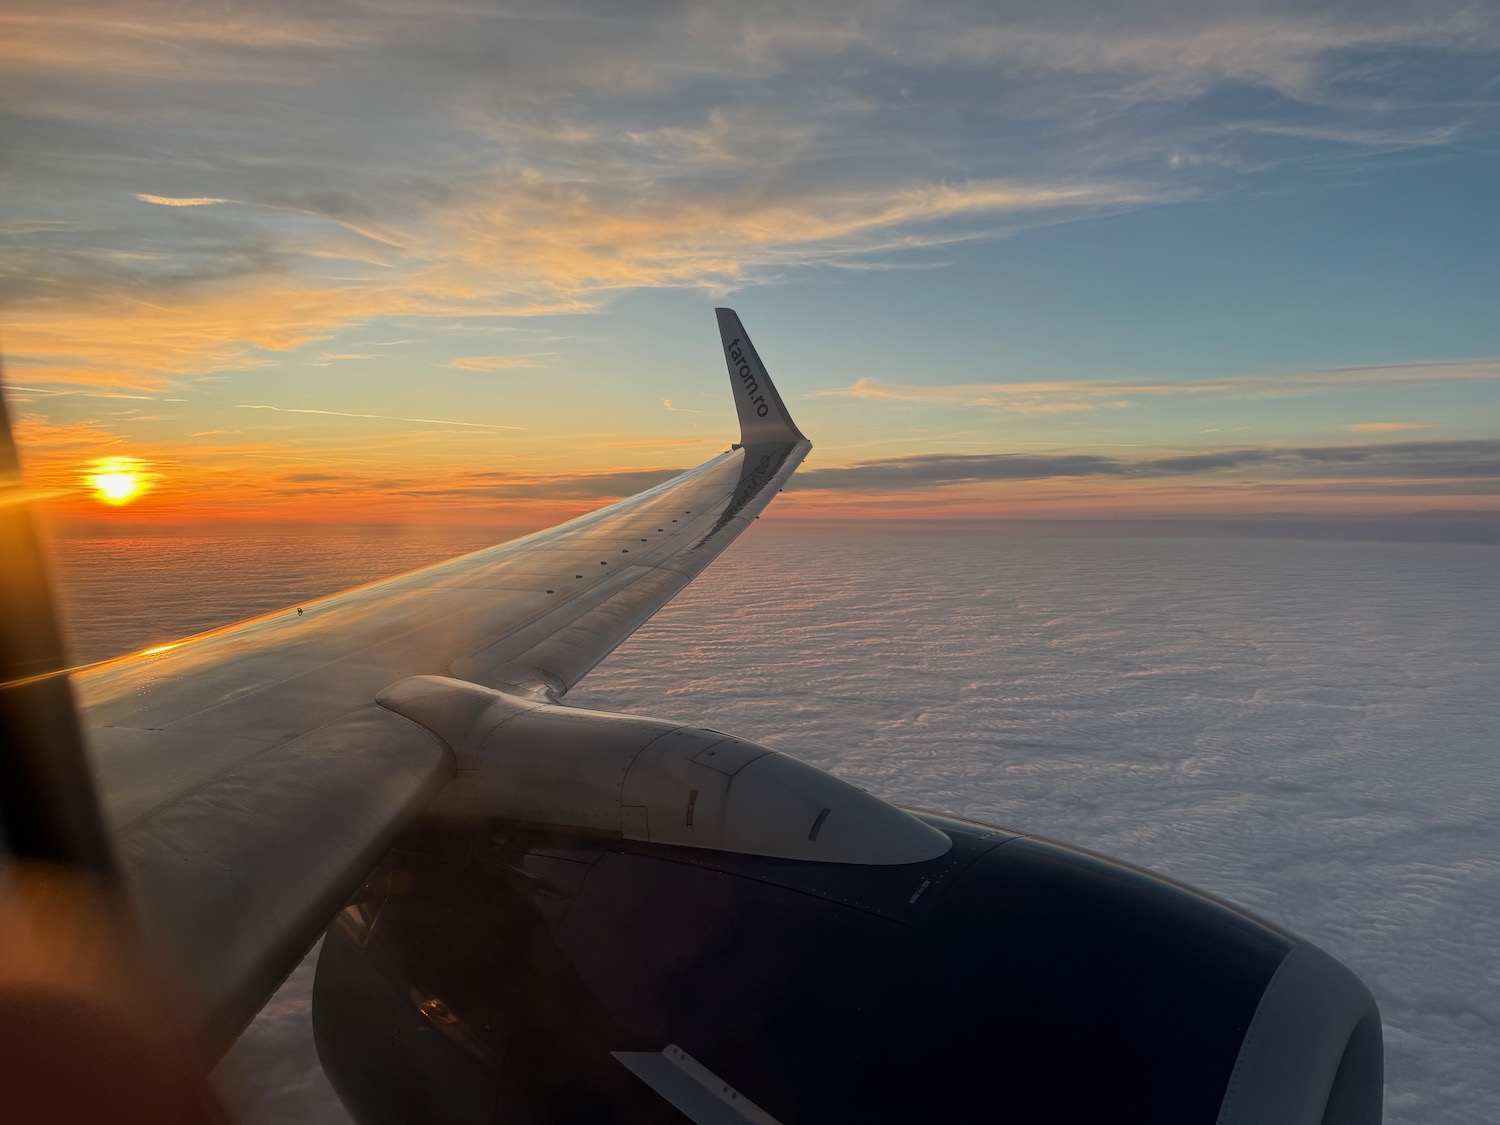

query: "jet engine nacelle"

left=313, top=681, right=1384, bottom=1125
left=376, top=675, right=950, bottom=866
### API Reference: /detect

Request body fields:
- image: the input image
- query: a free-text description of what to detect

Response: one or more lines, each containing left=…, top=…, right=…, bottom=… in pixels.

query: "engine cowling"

left=375, top=675, right=950, bottom=866
left=312, top=682, right=1382, bottom=1124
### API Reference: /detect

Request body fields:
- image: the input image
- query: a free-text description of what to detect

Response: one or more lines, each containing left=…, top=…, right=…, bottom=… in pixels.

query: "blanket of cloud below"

left=52, top=523, right=1499, bottom=1124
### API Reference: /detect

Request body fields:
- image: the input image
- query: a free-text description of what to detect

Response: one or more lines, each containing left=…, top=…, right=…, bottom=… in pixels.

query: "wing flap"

left=116, top=705, right=452, bottom=1057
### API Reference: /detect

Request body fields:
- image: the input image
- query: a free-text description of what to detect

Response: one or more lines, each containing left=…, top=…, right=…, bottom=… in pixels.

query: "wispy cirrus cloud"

left=235, top=404, right=521, bottom=432
left=6, top=174, right=1148, bottom=388
left=136, top=194, right=231, bottom=208
left=398, top=467, right=684, bottom=502
left=434, top=174, right=1154, bottom=301
left=304, top=352, right=376, bottom=367
left=1347, top=422, right=1433, bottom=433
left=450, top=355, right=551, bottom=371
left=823, top=378, right=1133, bottom=415
left=9, top=1, right=1490, bottom=395
left=0, top=2, right=373, bottom=89
left=817, top=359, right=1500, bottom=414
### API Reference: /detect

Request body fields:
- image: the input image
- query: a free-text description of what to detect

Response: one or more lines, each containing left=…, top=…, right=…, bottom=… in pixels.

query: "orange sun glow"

left=86, top=457, right=152, bottom=506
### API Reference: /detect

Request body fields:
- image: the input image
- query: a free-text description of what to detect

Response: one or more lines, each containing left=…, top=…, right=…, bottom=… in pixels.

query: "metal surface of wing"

left=70, top=311, right=810, bottom=1054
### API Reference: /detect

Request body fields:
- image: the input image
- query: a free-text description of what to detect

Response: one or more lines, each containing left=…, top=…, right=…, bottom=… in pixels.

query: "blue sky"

left=3, top=1, right=1498, bottom=520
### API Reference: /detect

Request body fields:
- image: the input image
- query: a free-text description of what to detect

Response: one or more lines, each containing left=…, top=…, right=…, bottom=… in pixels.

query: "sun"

left=86, top=456, right=152, bottom=506
left=93, top=470, right=142, bottom=504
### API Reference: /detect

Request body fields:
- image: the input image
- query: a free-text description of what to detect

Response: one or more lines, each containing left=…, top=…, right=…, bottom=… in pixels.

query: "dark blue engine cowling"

left=312, top=812, right=1382, bottom=1124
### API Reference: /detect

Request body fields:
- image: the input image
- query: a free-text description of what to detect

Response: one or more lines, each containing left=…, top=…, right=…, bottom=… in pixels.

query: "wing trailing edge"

left=716, top=308, right=806, bottom=446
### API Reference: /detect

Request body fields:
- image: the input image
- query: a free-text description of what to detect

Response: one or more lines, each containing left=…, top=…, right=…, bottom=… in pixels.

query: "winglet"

left=716, top=309, right=806, bottom=445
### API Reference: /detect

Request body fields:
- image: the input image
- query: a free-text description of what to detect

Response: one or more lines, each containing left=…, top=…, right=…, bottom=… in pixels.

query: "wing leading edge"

left=72, top=311, right=810, bottom=1055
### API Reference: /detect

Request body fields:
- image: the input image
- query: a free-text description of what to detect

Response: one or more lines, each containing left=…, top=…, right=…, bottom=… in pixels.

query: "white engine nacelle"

left=376, top=675, right=951, bottom=865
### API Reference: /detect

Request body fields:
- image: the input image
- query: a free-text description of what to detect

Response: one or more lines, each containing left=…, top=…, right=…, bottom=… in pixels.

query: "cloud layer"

left=51, top=520, right=1499, bottom=1124
left=569, top=523, right=1500, bottom=1125
left=793, top=439, right=1500, bottom=492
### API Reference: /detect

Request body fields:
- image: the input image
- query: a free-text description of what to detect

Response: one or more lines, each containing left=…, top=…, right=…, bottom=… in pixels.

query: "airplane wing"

left=70, top=308, right=810, bottom=1057
left=2, top=309, right=1385, bottom=1124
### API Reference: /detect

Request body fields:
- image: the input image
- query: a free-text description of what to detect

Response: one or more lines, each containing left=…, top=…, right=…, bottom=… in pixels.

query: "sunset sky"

left=4, top=1, right=1498, bottom=526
